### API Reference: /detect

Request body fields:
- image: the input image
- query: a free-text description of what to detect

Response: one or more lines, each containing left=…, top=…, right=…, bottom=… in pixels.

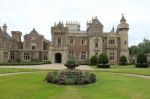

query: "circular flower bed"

left=44, top=69, right=96, bottom=85
left=44, top=58, right=96, bottom=85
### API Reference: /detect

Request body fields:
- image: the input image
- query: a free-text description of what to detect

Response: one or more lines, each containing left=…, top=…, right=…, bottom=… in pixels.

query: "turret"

left=3, top=24, right=7, bottom=33
left=117, top=14, right=129, bottom=62
left=117, top=14, right=129, bottom=31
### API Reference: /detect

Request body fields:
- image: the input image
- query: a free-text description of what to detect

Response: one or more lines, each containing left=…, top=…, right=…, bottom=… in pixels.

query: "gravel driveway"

left=0, top=64, right=94, bottom=70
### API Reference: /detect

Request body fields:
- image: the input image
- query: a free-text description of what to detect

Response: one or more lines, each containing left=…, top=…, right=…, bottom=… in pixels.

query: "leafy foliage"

left=137, top=53, right=147, bottom=64
left=136, top=53, right=149, bottom=68
left=44, top=70, right=96, bottom=85
left=90, top=55, right=97, bottom=65
left=97, top=53, right=108, bottom=64
left=97, top=53, right=110, bottom=68
left=129, top=38, right=150, bottom=55
left=119, top=55, right=127, bottom=65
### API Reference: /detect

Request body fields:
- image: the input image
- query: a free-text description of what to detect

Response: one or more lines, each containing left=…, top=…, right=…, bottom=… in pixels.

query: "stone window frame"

left=10, top=52, right=15, bottom=60
left=81, top=51, right=86, bottom=61
left=57, top=37, right=61, bottom=48
left=69, top=51, right=74, bottom=58
left=81, top=38, right=86, bottom=45
left=94, top=38, right=99, bottom=48
left=109, top=52, right=115, bottom=60
left=31, top=43, right=36, bottom=50
left=43, top=53, right=48, bottom=60
left=24, top=52, right=30, bottom=60
left=109, top=39, right=115, bottom=44
left=69, top=37, right=74, bottom=45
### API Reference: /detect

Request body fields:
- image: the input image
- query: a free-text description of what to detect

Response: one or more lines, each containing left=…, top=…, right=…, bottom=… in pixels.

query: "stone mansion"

left=0, top=14, right=129, bottom=64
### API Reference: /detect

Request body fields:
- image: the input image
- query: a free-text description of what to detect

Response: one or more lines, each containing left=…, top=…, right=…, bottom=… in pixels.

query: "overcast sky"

left=0, top=0, right=150, bottom=46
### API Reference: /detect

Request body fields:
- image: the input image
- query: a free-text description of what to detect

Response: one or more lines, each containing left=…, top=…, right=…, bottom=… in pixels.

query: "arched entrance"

left=55, top=53, right=62, bottom=63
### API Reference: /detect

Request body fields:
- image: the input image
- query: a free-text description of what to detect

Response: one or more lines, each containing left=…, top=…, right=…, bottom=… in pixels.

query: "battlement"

left=65, top=21, right=80, bottom=33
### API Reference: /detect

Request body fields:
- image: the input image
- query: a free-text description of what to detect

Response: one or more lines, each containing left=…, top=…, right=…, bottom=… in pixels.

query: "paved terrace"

left=0, top=64, right=94, bottom=71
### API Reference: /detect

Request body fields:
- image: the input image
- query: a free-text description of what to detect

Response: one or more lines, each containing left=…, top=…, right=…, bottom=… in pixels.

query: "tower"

left=87, top=17, right=103, bottom=58
left=117, top=14, right=129, bottom=61
left=49, top=22, right=68, bottom=63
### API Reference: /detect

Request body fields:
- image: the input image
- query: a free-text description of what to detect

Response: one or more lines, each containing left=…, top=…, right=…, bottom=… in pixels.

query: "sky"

left=0, top=0, right=150, bottom=46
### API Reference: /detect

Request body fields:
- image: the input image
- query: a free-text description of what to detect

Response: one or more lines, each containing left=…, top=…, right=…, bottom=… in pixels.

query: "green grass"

left=99, top=69, right=150, bottom=76
left=0, top=68, right=38, bottom=74
left=0, top=71, right=149, bottom=99
left=92, top=65, right=150, bottom=69
left=90, top=65, right=150, bottom=76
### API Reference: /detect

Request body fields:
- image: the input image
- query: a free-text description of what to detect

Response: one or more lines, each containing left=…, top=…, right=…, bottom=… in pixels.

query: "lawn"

left=99, top=69, right=150, bottom=76
left=0, top=71, right=149, bottom=99
left=0, top=68, right=37, bottom=74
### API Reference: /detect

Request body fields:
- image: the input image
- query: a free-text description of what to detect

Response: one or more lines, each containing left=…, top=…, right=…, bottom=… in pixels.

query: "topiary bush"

left=97, top=53, right=110, bottom=68
left=135, top=53, right=148, bottom=68
left=119, top=55, right=128, bottom=65
left=90, top=55, right=97, bottom=65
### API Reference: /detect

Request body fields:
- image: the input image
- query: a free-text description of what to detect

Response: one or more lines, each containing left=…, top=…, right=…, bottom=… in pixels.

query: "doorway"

left=55, top=53, right=62, bottom=63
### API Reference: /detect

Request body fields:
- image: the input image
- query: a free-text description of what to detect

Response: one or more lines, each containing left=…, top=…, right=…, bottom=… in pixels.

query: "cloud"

left=0, top=0, right=150, bottom=46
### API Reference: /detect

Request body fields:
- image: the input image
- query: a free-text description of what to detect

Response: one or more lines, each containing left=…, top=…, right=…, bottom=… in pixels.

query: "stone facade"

left=0, top=14, right=129, bottom=64
left=0, top=25, right=50, bottom=63
left=49, top=15, right=129, bottom=64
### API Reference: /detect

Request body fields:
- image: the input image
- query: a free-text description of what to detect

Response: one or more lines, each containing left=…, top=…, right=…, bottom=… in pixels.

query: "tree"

left=90, top=55, right=97, bottom=65
left=136, top=53, right=148, bottom=68
left=119, top=55, right=127, bottom=65
left=137, top=53, right=147, bottom=64
left=129, top=38, right=150, bottom=55
left=137, top=38, right=150, bottom=54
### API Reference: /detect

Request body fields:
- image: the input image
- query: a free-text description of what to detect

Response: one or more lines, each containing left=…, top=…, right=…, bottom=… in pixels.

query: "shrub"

left=137, top=53, right=147, bottom=64
left=89, top=73, right=96, bottom=83
left=64, top=78, right=76, bottom=85
left=97, top=64, right=110, bottom=68
left=97, top=53, right=110, bottom=68
left=44, top=72, right=53, bottom=83
left=90, top=55, right=97, bottom=65
left=136, top=63, right=149, bottom=68
left=97, top=53, right=108, bottom=64
left=84, top=72, right=90, bottom=84
left=119, top=55, right=127, bottom=65
left=136, top=53, right=148, bottom=68
left=43, top=61, right=51, bottom=64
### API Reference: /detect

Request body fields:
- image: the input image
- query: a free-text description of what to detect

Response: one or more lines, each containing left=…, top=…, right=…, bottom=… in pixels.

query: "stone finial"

left=120, top=13, right=126, bottom=22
